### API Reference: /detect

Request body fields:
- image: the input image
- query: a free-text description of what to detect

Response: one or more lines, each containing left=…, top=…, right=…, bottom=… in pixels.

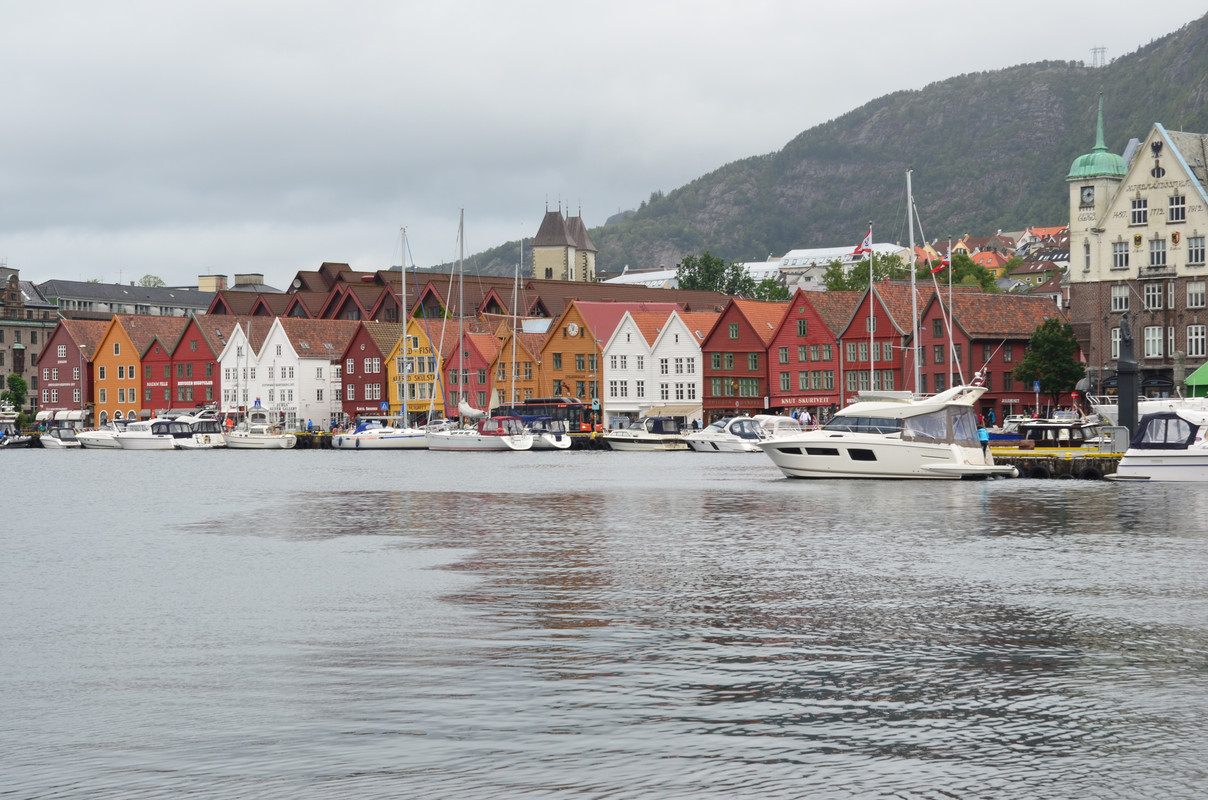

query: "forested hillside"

left=467, top=14, right=1208, bottom=276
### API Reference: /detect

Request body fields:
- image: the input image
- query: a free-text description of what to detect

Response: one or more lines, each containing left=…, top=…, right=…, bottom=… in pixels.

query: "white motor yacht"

left=759, top=385, right=1017, bottom=479
left=115, top=418, right=177, bottom=450
left=76, top=419, right=130, bottom=449
left=604, top=416, right=688, bottom=451
left=1111, top=408, right=1208, bottom=481
left=223, top=402, right=296, bottom=449
left=528, top=417, right=573, bottom=450
left=685, top=416, right=767, bottom=452
left=173, top=414, right=227, bottom=449
left=40, top=427, right=82, bottom=449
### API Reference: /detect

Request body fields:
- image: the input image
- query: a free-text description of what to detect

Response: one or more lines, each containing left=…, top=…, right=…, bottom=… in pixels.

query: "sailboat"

left=333, top=227, right=429, bottom=450
left=426, top=211, right=533, bottom=452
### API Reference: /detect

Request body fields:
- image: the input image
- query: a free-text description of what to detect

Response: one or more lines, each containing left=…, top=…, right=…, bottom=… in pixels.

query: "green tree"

left=138, top=274, right=166, bottom=288
left=821, top=254, right=908, bottom=291
left=676, top=251, right=756, bottom=296
left=1013, top=318, right=1085, bottom=408
left=914, top=252, right=998, bottom=292
left=1, top=374, right=30, bottom=427
left=753, top=277, right=790, bottom=302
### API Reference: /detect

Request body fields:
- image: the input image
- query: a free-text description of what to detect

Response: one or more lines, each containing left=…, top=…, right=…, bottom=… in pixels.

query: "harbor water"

left=2, top=449, right=1207, bottom=798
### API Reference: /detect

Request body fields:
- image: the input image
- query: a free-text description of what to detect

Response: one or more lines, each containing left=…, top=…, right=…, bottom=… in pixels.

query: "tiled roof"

left=277, top=318, right=361, bottom=358
left=59, top=319, right=110, bottom=358
left=625, top=311, right=670, bottom=346
left=807, top=291, right=863, bottom=337
left=465, top=331, right=502, bottom=364
left=576, top=301, right=683, bottom=344
left=362, top=321, right=405, bottom=357
left=116, top=315, right=191, bottom=356
left=946, top=293, right=1067, bottom=339
left=732, top=299, right=789, bottom=345
left=677, top=310, right=723, bottom=342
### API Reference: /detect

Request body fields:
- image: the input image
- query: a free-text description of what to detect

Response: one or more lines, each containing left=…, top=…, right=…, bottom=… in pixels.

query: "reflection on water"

left=2, top=451, right=1208, bottom=798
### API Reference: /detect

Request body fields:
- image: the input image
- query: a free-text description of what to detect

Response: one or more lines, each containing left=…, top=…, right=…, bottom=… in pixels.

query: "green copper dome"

left=1068, top=95, right=1126, bottom=179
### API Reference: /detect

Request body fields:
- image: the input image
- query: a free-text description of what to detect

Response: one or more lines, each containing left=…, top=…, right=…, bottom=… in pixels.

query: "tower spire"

left=1093, top=93, right=1107, bottom=153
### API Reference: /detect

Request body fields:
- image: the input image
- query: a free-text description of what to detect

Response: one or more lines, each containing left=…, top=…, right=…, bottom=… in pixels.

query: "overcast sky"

left=2, top=1, right=1204, bottom=289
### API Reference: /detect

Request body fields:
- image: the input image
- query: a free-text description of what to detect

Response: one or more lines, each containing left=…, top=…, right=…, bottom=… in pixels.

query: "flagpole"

left=868, top=219, right=875, bottom=395
left=907, top=170, right=918, bottom=396
left=947, top=236, right=954, bottom=389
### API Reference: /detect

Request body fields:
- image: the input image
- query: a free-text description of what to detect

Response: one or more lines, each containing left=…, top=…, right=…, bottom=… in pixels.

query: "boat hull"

left=425, top=430, right=533, bottom=451
left=1112, top=451, right=1208, bottom=481
left=604, top=434, right=688, bottom=451
left=76, top=432, right=121, bottom=449
left=685, top=435, right=762, bottom=453
left=332, top=430, right=428, bottom=450
left=225, top=433, right=297, bottom=449
left=760, top=435, right=1006, bottom=479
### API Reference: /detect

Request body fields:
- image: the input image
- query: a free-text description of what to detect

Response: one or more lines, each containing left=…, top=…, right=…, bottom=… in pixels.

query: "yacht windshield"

left=823, top=416, right=901, bottom=435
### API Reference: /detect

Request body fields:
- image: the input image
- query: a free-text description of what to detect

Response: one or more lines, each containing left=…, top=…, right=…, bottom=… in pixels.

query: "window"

left=798, top=371, right=809, bottom=391
left=810, top=344, right=820, bottom=361
left=659, top=358, right=669, bottom=375
left=1144, top=326, right=1163, bottom=358
left=73, top=367, right=79, bottom=381
left=674, top=357, right=684, bottom=374
left=1003, top=372, right=1014, bottom=391
left=686, top=357, right=694, bottom=374
left=1189, top=282, right=1206, bottom=309
left=1144, top=283, right=1163, bottom=310
left=346, top=384, right=355, bottom=400
left=113, top=342, right=120, bottom=356
left=552, top=379, right=562, bottom=395
left=821, top=345, right=832, bottom=361
left=478, top=369, right=487, bottom=384
left=346, top=358, right=355, bottom=374
left=857, top=342, right=868, bottom=362
left=1131, top=198, right=1148, bottom=225
left=316, top=389, right=323, bottom=402
left=1190, top=237, right=1206, bottom=266
left=1111, top=285, right=1129, bottom=312
left=1003, top=344, right=1013, bottom=363
left=1112, top=241, right=1129, bottom=269
left=99, top=388, right=106, bottom=403
left=609, top=355, right=617, bottom=370
left=933, top=345, right=945, bottom=364
left=779, top=347, right=789, bottom=364
left=1150, top=239, right=1167, bottom=269
left=575, top=353, right=585, bottom=371
left=846, top=342, right=857, bottom=363
left=553, top=353, right=562, bottom=370
left=635, top=356, right=644, bottom=371
left=866, top=316, right=876, bottom=333
left=364, top=358, right=372, bottom=374
left=934, top=373, right=947, bottom=392
left=932, top=318, right=942, bottom=337
left=1170, top=194, right=1186, bottom=223
left=57, top=344, right=66, bottom=358
left=748, top=353, right=759, bottom=370
left=728, top=323, right=739, bottom=339
left=710, top=352, right=721, bottom=370
left=1111, top=327, right=1120, bottom=360
left=1188, top=325, right=1207, bottom=358
left=660, top=383, right=669, bottom=400
left=635, top=380, right=644, bottom=398
left=723, top=352, right=734, bottom=370
left=797, top=319, right=808, bottom=336
left=780, top=372, right=790, bottom=391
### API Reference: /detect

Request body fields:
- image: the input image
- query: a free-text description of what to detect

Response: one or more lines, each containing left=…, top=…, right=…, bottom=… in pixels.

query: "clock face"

left=567, top=322, right=579, bottom=336
left=1081, top=186, right=1095, bottom=205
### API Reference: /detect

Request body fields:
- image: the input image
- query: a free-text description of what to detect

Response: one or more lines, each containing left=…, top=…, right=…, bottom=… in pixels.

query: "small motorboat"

left=40, top=427, right=82, bottom=449
left=685, top=416, right=767, bottom=452
left=604, top=416, right=688, bottom=451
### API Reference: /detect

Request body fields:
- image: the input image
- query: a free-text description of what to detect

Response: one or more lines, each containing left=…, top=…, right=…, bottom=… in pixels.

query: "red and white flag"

left=929, top=257, right=950, bottom=274
left=851, top=229, right=872, bottom=255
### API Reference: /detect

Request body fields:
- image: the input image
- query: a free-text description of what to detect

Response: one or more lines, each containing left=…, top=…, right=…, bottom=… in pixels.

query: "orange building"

left=92, top=316, right=189, bottom=424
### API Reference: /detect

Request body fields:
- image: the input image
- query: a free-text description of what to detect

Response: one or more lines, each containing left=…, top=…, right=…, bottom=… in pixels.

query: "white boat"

left=605, top=416, right=688, bottom=451
left=223, top=402, right=296, bottom=449
left=1111, top=408, right=1208, bottom=481
left=1088, top=394, right=1208, bottom=427
left=426, top=415, right=534, bottom=451
left=173, top=414, right=227, bottom=449
left=0, top=402, right=30, bottom=448
left=759, top=385, right=1017, bottom=479
left=115, top=418, right=177, bottom=450
left=754, top=414, right=806, bottom=439
left=40, top=427, right=82, bottom=449
left=332, top=419, right=427, bottom=450
left=685, top=416, right=767, bottom=452
left=76, top=419, right=130, bottom=449
left=528, top=417, right=573, bottom=450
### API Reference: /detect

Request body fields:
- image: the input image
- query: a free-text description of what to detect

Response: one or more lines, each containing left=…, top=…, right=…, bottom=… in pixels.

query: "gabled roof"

left=934, top=293, right=1067, bottom=340
left=115, top=315, right=191, bottom=357
left=533, top=209, right=577, bottom=247
left=57, top=319, right=110, bottom=359
left=676, top=310, right=723, bottom=342
left=730, top=299, right=789, bottom=345
left=361, top=321, right=405, bottom=357
left=463, top=331, right=502, bottom=365
left=1010, top=260, right=1063, bottom=277
left=808, top=291, right=864, bottom=337
left=575, top=301, right=683, bottom=344
left=275, top=318, right=361, bottom=359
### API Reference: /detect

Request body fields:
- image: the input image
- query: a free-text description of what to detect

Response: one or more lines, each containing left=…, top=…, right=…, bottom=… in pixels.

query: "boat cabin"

left=479, top=416, right=526, bottom=436
left=1130, top=412, right=1206, bottom=451
left=1018, top=419, right=1102, bottom=448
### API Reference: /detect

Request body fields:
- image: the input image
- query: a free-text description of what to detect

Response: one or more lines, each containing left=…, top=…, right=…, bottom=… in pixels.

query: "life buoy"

left=1027, top=465, right=1051, bottom=480
left=1078, top=466, right=1103, bottom=481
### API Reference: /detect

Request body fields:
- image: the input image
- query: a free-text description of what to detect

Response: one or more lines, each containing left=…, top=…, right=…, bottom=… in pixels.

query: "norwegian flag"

left=851, top=229, right=872, bottom=255
left=929, top=257, right=950, bottom=274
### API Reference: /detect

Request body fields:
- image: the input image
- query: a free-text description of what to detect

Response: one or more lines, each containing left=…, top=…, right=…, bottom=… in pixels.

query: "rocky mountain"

left=470, top=13, right=1208, bottom=276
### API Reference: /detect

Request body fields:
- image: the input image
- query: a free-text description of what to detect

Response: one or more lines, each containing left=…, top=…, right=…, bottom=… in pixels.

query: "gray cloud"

left=1, top=0, right=1202, bottom=287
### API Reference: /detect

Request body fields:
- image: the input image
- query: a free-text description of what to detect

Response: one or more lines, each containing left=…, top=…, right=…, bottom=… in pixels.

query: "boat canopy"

left=1130, top=412, right=1200, bottom=450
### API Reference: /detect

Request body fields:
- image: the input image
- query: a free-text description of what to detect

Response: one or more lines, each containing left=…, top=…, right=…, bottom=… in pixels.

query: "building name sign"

left=779, top=395, right=834, bottom=406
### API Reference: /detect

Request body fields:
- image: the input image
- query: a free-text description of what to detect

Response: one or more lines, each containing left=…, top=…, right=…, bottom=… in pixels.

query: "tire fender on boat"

left=1078, top=466, right=1103, bottom=481
left=1027, top=465, right=1052, bottom=480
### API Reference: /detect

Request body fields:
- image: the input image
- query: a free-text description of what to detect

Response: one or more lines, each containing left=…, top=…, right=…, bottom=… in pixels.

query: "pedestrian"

left=988, top=409, right=996, bottom=427
left=978, top=425, right=990, bottom=456
left=801, top=410, right=814, bottom=428
left=307, top=419, right=314, bottom=433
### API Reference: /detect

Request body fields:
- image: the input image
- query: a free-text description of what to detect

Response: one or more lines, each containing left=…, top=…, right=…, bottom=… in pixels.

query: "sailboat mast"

left=400, top=226, right=408, bottom=426
left=509, top=247, right=519, bottom=407
left=868, top=220, right=875, bottom=395
left=948, top=236, right=954, bottom=389
left=457, top=209, right=465, bottom=423
left=907, top=170, right=919, bottom=395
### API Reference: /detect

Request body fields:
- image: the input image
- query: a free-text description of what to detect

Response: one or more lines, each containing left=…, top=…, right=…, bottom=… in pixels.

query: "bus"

left=492, top=397, right=602, bottom=444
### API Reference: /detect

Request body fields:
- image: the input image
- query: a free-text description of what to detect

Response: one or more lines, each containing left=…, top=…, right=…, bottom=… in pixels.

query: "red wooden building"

left=339, top=321, right=404, bottom=422
left=700, top=299, right=787, bottom=422
left=35, top=319, right=109, bottom=426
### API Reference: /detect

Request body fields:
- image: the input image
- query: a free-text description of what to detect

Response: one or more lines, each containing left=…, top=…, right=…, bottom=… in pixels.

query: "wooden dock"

left=989, top=447, right=1121, bottom=479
